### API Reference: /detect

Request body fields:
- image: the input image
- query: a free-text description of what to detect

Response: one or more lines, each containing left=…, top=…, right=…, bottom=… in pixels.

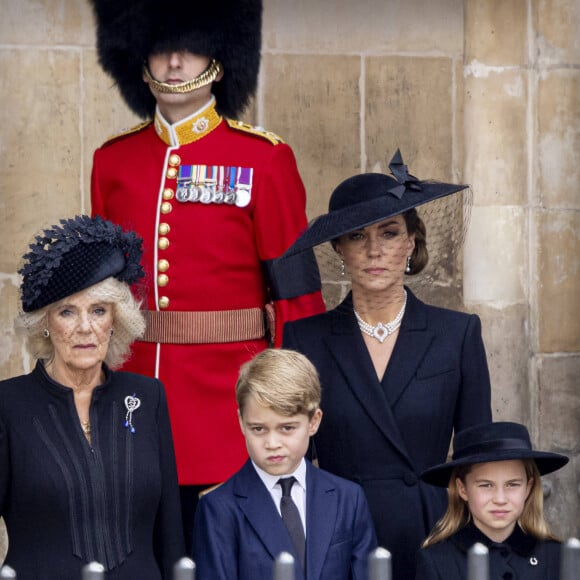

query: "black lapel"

left=381, top=289, right=435, bottom=407
left=234, top=461, right=299, bottom=568
left=304, top=462, right=337, bottom=580
left=323, top=294, right=413, bottom=467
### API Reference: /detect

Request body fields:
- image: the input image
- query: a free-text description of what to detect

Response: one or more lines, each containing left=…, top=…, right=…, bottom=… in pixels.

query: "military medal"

left=235, top=167, right=253, bottom=207
left=175, top=164, right=253, bottom=207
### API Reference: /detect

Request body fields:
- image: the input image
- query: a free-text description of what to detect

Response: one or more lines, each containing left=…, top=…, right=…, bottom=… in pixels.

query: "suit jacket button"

left=404, top=472, right=418, bottom=486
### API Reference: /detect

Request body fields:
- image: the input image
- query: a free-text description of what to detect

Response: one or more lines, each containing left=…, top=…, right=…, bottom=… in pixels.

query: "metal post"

left=273, top=551, right=295, bottom=580
left=81, top=562, right=105, bottom=580
left=0, top=566, right=16, bottom=579
left=368, top=547, right=392, bottom=580
left=467, top=542, right=489, bottom=580
left=173, top=557, right=196, bottom=580
left=560, top=537, right=580, bottom=580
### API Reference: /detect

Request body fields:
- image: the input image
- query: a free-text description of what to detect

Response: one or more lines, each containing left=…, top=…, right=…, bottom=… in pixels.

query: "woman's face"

left=335, top=215, right=415, bottom=294
left=46, top=287, right=114, bottom=373
left=456, top=460, right=533, bottom=543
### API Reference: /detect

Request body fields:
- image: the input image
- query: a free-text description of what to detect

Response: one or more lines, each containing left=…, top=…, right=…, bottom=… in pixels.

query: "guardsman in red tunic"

left=87, top=0, right=325, bottom=549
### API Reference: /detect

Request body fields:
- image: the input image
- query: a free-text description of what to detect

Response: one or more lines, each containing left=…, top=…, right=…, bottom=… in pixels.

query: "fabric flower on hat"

left=19, top=215, right=144, bottom=312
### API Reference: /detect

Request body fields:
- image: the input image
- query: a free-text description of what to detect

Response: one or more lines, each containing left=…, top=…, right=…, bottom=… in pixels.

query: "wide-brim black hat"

left=281, top=149, right=468, bottom=258
left=88, top=0, right=262, bottom=119
left=421, top=422, right=569, bottom=488
left=19, top=216, right=144, bottom=312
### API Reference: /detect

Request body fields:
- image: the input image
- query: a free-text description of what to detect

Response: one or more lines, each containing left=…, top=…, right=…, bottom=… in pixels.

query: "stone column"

left=463, top=0, right=579, bottom=537
left=533, top=0, right=580, bottom=539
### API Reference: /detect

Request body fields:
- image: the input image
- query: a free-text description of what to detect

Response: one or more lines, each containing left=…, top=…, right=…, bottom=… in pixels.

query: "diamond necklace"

left=354, top=290, right=407, bottom=343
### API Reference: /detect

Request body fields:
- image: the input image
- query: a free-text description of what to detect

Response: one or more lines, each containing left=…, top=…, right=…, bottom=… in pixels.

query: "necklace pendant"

left=372, top=323, right=389, bottom=343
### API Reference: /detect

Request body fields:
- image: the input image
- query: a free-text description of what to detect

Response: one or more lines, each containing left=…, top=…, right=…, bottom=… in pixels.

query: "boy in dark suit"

left=193, top=348, right=377, bottom=579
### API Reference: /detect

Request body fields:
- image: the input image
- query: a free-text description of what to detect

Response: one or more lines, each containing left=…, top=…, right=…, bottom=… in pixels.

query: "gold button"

left=161, top=201, right=172, bottom=214
left=163, top=188, right=174, bottom=200
left=158, top=259, right=169, bottom=272
left=166, top=167, right=178, bottom=179
left=168, top=153, right=181, bottom=167
left=157, top=274, right=169, bottom=287
left=159, top=296, right=170, bottom=309
left=158, top=222, right=170, bottom=235
left=158, top=237, right=169, bottom=250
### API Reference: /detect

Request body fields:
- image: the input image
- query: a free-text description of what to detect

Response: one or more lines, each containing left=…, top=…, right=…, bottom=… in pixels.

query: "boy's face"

left=238, top=394, right=322, bottom=477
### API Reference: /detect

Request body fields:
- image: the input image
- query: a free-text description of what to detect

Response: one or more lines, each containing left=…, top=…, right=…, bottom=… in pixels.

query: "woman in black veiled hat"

left=0, top=216, right=184, bottom=579
left=282, top=151, right=493, bottom=580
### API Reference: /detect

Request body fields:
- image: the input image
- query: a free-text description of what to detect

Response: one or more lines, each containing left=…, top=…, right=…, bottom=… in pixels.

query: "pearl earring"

left=340, top=259, right=345, bottom=277
left=405, top=256, right=412, bottom=274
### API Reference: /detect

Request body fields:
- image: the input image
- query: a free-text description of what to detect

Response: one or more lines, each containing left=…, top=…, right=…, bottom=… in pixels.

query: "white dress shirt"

left=252, top=458, right=307, bottom=535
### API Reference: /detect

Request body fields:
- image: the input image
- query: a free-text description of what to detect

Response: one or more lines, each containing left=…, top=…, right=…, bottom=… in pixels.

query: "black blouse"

left=416, top=522, right=561, bottom=580
left=0, top=361, right=184, bottom=579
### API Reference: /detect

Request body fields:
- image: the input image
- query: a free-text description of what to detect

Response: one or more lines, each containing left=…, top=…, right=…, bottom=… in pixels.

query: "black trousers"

left=180, top=484, right=218, bottom=555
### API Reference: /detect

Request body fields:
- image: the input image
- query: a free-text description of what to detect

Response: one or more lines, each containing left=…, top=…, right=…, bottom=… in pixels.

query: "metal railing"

left=465, top=538, right=580, bottom=580
left=1, top=539, right=578, bottom=579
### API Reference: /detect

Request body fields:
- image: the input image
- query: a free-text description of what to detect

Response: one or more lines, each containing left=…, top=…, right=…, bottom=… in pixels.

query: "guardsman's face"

left=143, top=51, right=221, bottom=120
left=146, top=51, right=212, bottom=86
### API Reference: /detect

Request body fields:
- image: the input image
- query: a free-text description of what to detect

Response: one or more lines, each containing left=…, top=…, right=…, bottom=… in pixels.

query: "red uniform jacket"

left=91, top=98, right=324, bottom=484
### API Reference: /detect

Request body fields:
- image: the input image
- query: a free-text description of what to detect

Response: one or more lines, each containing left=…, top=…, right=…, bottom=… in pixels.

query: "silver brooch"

left=529, top=556, right=538, bottom=566
left=124, top=393, right=141, bottom=433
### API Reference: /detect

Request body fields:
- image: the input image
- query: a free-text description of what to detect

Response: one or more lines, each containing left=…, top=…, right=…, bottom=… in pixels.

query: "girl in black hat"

left=282, top=151, right=492, bottom=580
left=416, top=421, right=569, bottom=580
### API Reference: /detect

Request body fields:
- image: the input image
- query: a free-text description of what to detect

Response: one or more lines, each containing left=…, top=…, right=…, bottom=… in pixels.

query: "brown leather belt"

left=142, top=308, right=266, bottom=344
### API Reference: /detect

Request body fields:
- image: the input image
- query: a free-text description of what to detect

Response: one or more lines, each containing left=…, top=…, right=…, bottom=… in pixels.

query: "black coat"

left=0, top=362, right=184, bottom=579
left=415, top=522, right=561, bottom=580
left=283, top=289, right=492, bottom=580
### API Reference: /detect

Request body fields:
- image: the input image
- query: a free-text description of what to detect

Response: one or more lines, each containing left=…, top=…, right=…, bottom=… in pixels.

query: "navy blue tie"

left=278, top=477, right=306, bottom=569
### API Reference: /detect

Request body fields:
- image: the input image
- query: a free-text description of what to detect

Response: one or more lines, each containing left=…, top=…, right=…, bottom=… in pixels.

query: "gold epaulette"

left=226, top=118, right=285, bottom=145
left=101, top=120, right=152, bottom=146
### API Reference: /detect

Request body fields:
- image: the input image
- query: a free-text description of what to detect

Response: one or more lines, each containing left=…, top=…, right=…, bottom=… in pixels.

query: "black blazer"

left=415, top=523, right=561, bottom=580
left=283, top=288, right=492, bottom=580
left=0, top=362, right=184, bottom=580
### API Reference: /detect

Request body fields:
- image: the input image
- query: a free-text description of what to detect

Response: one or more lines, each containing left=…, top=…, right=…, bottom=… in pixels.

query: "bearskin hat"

left=88, top=0, right=262, bottom=119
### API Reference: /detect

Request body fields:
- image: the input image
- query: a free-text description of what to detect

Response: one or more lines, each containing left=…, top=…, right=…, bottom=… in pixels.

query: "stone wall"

left=0, top=0, right=578, bottom=562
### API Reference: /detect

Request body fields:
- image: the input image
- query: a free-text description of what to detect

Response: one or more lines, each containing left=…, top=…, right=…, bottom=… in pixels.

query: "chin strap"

left=143, top=59, right=223, bottom=94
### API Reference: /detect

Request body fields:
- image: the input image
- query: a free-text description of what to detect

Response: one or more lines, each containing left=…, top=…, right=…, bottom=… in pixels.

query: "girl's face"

left=456, top=460, right=533, bottom=543
left=334, top=216, right=414, bottom=295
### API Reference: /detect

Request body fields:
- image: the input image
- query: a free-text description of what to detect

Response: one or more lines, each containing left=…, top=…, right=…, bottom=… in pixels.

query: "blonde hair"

left=18, top=277, right=145, bottom=369
left=422, top=459, right=559, bottom=547
left=236, top=349, right=321, bottom=419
